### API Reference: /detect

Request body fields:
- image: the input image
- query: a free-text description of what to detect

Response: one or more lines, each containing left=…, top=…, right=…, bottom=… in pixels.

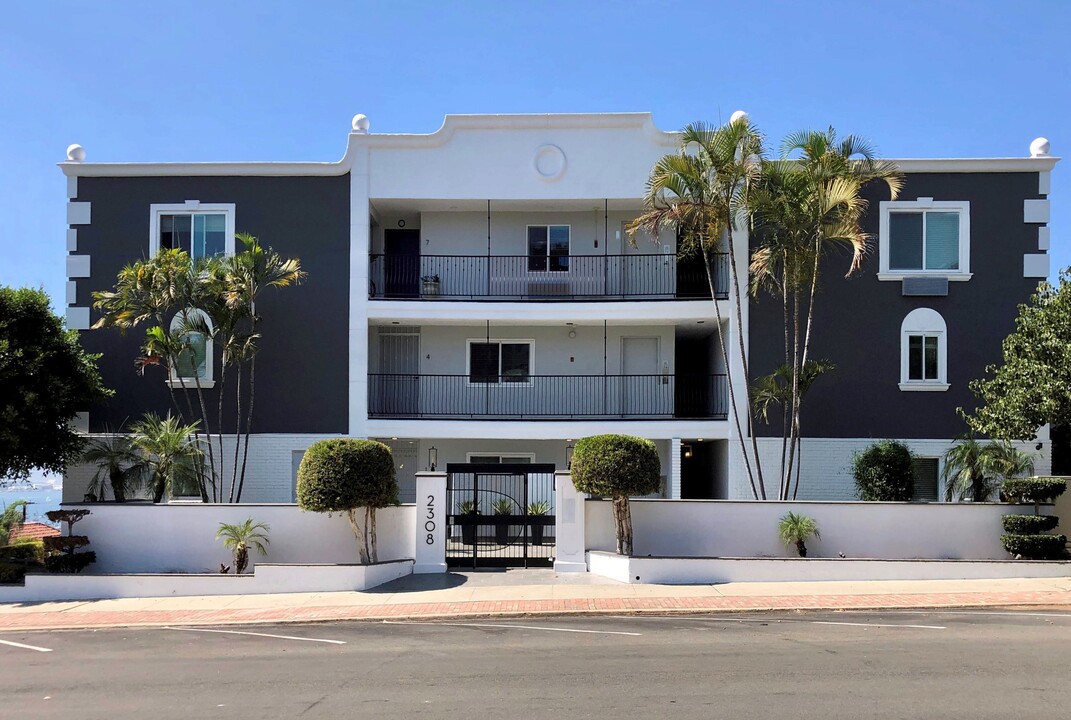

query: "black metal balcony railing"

left=368, top=253, right=729, bottom=301
left=368, top=373, right=728, bottom=420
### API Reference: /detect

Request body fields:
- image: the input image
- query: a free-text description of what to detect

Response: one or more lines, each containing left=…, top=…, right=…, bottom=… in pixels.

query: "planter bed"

left=0, top=559, right=414, bottom=603
left=587, top=551, right=1071, bottom=585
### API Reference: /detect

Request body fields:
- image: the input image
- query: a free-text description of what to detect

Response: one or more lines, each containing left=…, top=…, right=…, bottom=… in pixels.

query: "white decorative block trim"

left=66, top=307, right=90, bottom=330
left=898, top=382, right=950, bottom=392
left=1024, top=254, right=1050, bottom=278
left=1039, top=226, right=1050, bottom=251
left=66, top=229, right=77, bottom=252
left=1024, top=199, right=1050, bottom=223
left=66, top=281, right=77, bottom=305
left=1039, top=171, right=1051, bottom=195
left=66, top=176, right=78, bottom=200
left=66, top=255, right=90, bottom=278
left=67, top=201, right=91, bottom=225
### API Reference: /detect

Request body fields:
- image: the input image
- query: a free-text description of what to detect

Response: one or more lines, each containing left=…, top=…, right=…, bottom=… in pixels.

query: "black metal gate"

left=445, top=463, right=556, bottom=568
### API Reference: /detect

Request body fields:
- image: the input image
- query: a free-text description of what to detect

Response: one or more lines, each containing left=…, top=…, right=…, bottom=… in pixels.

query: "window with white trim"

left=879, top=200, right=970, bottom=279
left=466, top=454, right=535, bottom=464
left=169, top=309, right=214, bottom=387
left=149, top=203, right=236, bottom=260
left=900, top=308, right=947, bottom=391
left=527, top=225, right=570, bottom=272
left=467, top=339, right=533, bottom=384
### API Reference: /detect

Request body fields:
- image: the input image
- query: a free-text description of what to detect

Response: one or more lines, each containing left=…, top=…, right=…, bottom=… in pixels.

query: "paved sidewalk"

left=1, top=572, right=1069, bottom=632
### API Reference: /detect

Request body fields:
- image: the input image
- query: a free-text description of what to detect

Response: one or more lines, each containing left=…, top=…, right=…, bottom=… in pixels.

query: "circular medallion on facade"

left=533, top=144, right=566, bottom=181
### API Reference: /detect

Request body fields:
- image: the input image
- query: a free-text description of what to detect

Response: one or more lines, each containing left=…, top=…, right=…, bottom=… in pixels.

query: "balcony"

left=368, top=253, right=729, bottom=301
left=368, top=373, right=728, bottom=420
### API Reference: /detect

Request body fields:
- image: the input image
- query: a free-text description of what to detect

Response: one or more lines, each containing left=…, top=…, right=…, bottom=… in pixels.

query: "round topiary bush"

left=1001, top=477, right=1067, bottom=507
left=1000, top=533, right=1067, bottom=560
left=1001, top=514, right=1060, bottom=534
left=851, top=440, right=915, bottom=501
left=297, top=439, right=399, bottom=563
left=571, top=434, right=660, bottom=556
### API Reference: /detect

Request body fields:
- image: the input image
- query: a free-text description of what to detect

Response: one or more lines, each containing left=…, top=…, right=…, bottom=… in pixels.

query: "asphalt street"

left=2, top=609, right=1070, bottom=719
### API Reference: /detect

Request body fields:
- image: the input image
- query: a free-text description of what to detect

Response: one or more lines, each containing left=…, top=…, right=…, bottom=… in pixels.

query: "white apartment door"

left=621, top=337, right=659, bottom=416
left=378, top=328, right=420, bottom=416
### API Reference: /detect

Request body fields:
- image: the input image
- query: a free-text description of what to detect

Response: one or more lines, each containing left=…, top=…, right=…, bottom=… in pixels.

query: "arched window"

left=168, top=309, right=214, bottom=387
left=900, top=308, right=948, bottom=391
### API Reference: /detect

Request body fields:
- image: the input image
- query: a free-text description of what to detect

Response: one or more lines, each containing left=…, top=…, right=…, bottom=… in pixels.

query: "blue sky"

left=0, top=0, right=1068, bottom=306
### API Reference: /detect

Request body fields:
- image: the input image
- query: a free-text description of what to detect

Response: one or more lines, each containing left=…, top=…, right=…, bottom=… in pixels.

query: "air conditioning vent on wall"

left=902, top=276, right=949, bottom=297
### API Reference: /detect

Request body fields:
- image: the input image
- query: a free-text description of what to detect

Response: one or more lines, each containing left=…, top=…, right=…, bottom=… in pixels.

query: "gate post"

left=414, top=471, right=447, bottom=574
left=553, top=470, right=588, bottom=573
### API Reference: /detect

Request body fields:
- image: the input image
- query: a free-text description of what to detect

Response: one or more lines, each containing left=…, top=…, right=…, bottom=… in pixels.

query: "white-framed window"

left=527, top=225, right=570, bottom=272
left=900, top=307, right=948, bottom=391
left=466, top=453, right=535, bottom=464
left=467, top=339, right=533, bottom=385
left=168, top=309, right=215, bottom=388
left=878, top=199, right=970, bottom=280
left=149, top=202, right=236, bottom=260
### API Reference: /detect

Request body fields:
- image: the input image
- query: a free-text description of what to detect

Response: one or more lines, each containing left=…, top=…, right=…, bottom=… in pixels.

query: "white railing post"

left=554, top=470, right=588, bottom=572
left=414, top=471, right=447, bottom=574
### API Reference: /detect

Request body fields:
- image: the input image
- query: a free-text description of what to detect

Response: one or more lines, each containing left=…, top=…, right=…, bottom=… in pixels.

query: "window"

left=878, top=200, right=970, bottom=279
left=149, top=203, right=236, bottom=259
left=169, top=309, right=214, bottom=388
left=467, top=453, right=534, bottom=464
left=467, top=340, right=533, bottom=384
left=527, top=225, right=570, bottom=272
left=912, top=457, right=940, bottom=502
left=900, top=308, right=947, bottom=391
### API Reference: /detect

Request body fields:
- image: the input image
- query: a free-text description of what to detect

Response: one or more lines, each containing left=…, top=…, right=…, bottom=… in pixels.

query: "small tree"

left=216, top=518, right=270, bottom=574
left=296, top=440, right=399, bottom=564
left=0, top=287, right=111, bottom=484
left=777, top=512, right=820, bottom=557
left=570, top=434, right=660, bottom=556
left=43, top=509, right=95, bottom=573
left=1000, top=477, right=1067, bottom=559
left=852, top=440, right=915, bottom=501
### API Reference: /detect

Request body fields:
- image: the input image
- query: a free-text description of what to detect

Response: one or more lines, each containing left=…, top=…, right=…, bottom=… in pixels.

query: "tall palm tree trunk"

left=229, top=362, right=244, bottom=503
left=236, top=343, right=256, bottom=503
left=789, top=242, right=822, bottom=500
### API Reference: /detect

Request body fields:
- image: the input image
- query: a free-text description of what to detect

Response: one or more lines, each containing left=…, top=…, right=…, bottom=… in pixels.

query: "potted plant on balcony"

left=527, top=500, right=550, bottom=545
left=492, top=498, right=514, bottom=545
left=421, top=274, right=441, bottom=297
left=457, top=499, right=479, bottom=545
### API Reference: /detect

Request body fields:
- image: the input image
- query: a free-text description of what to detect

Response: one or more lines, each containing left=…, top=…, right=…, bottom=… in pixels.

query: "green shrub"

left=0, top=540, right=44, bottom=563
left=528, top=501, right=550, bottom=516
left=1002, top=514, right=1060, bottom=534
left=852, top=440, right=915, bottom=501
left=297, top=439, right=399, bottom=563
left=492, top=498, right=514, bottom=515
left=1001, top=477, right=1068, bottom=505
left=0, top=562, right=26, bottom=584
left=45, top=551, right=97, bottom=573
left=777, top=512, right=820, bottom=558
left=1000, top=534, right=1067, bottom=560
left=571, top=434, right=660, bottom=555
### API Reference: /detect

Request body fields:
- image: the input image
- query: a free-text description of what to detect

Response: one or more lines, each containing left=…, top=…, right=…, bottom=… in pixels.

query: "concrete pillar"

left=413, top=471, right=447, bottom=574
left=553, top=470, right=587, bottom=573
left=668, top=438, right=682, bottom=499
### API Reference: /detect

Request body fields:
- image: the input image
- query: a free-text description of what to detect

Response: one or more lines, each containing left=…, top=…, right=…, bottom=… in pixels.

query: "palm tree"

left=129, top=414, right=204, bottom=503
left=221, top=234, right=305, bottom=502
left=0, top=501, right=27, bottom=546
left=216, top=518, right=270, bottom=574
left=943, top=437, right=1035, bottom=501
left=81, top=434, right=149, bottom=502
left=777, top=511, right=820, bottom=557
left=630, top=117, right=767, bottom=499
left=750, top=129, right=903, bottom=500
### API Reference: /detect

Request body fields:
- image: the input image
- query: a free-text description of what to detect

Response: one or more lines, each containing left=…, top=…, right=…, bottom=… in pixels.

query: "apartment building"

left=59, top=112, right=1057, bottom=503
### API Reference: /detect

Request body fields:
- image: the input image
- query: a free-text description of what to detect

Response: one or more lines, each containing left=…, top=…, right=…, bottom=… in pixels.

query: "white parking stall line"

left=162, top=626, right=346, bottom=645
left=811, top=621, right=946, bottom=630
left=382, top=620, right=642, bottom=636
left=842, top=609, right=1071, bottom=619
left=611, top=615, right=945, bottom=629
left=0, top=638, right=53, bottom=653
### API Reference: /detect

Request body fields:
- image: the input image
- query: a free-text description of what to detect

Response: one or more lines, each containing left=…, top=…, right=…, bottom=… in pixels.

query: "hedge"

left=570, top=434, right=661, bottom=498
left=44, top=551, right=96, bottom=574
left=1000, top=534, right=1067, bottom=560
left=851, top=440, right=915, bottom=501
left=0, top=539, right=45, bottom=563
left=1001, top=514, right=1060, bottom=534
left=1002, top=477, right=1068, bottom=504
left=297, top=439, right=399, bottom=513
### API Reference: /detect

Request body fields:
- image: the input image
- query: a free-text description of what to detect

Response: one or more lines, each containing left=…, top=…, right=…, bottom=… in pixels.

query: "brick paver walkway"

left=1, top=587, right=1069, bottom=632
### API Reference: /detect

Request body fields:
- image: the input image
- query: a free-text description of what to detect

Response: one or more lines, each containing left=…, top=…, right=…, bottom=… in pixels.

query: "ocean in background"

left=2, top=486, right=63, bottom=525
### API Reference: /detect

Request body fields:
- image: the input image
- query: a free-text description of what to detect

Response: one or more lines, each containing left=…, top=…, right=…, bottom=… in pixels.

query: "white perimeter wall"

left=68, top=503, right=415, bottom=573
left=726, top=436, right=1053, bottom=501
left=586, top=499, right=1041, bottom=561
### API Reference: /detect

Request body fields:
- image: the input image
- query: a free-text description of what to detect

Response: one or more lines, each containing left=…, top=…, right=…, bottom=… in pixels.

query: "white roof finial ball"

left=729, top=110, right=749, bottom=125
left=1030, top=137, right=1051, bottom=158
left=66, top=144, right=86, bottom=163
left=352, top=114, right=370, bottom=134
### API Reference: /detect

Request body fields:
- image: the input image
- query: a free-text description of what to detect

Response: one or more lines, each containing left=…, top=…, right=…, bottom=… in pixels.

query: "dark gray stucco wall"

left=749, top=172, right=1045, bottom=439
left=72, top=174, right=350, bottom=434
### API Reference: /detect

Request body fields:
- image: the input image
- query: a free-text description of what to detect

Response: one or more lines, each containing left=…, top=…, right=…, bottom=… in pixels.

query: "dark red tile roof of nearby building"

left=8, top=522, right=61, bottom=542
